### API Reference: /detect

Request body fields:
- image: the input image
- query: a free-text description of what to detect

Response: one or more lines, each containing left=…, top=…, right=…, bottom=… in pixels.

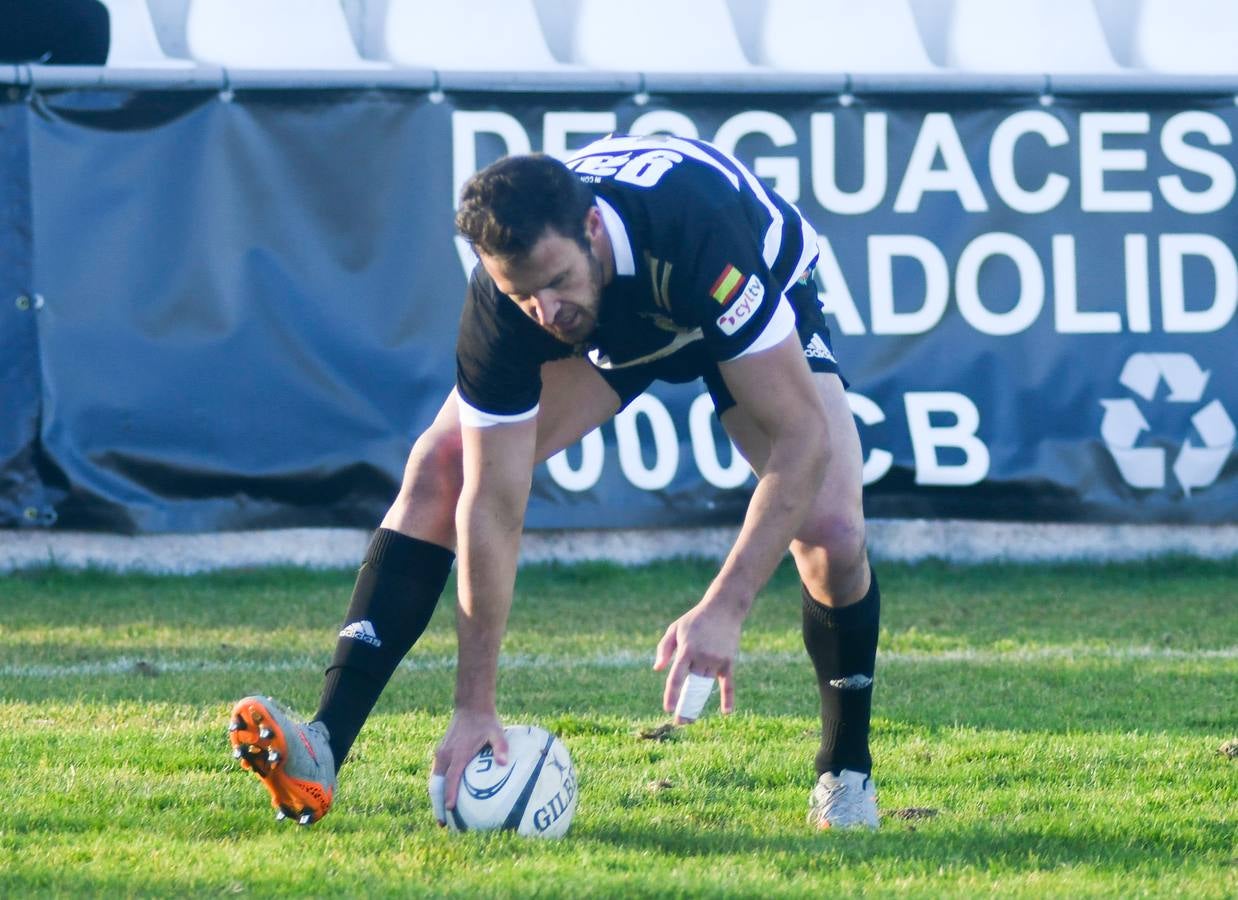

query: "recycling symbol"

left=1100, top=353, right=1234, bottom=495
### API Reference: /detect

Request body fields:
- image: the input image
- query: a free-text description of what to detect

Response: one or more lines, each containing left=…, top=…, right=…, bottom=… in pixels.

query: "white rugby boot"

left=229, top=695, right=337, bottom=825
left=807, top=769, right=879, bottom=830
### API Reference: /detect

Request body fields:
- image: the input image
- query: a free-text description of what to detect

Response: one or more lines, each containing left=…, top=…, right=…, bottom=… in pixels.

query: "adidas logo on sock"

left=339, top=619, right=382, bottom=648
left=805, top=333, right=836, bottom=362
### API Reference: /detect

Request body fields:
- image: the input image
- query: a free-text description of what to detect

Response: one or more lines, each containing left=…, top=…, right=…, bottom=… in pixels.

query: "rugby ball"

left=448, top=725, right=577, bottom=838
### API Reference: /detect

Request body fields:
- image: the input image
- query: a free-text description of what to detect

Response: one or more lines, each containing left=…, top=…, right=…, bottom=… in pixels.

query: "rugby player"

left=228, top=134, right=883, bottom=830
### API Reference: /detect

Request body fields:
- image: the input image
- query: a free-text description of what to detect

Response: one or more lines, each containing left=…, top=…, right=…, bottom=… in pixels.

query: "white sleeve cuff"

left=728, top=295, right=796, bottom=361
left=457, top=395, right=539, bottom=428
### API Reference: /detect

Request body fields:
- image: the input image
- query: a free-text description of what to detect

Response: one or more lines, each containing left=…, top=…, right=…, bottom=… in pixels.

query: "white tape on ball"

left=674, top=672, right=716, bottom=722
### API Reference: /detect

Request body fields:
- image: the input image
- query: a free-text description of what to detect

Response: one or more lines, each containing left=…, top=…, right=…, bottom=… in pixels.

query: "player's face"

left=481, top=212, right=608, bottom=346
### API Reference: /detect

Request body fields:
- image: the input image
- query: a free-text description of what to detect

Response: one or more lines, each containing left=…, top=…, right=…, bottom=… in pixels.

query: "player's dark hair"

left=456, top=154, right=595, bottom=260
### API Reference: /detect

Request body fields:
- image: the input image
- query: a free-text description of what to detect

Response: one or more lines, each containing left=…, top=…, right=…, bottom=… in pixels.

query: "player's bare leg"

left=229, top=358, right=619, bottom=824
left=722, top=372, right=880, bottom=829
left=226, top=397, right=464, bottom=825
left=384, top=357, right=621, bottom=539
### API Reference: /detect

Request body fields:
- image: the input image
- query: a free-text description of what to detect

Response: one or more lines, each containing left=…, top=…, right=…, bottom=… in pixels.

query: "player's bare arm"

left=655, top=332, right=829, bottom=719
left=434, top=415, right=538, bottom=811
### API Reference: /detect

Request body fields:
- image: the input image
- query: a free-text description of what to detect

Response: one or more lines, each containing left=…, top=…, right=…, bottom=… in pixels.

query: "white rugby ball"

left=448, top=725, right=577, bottom=838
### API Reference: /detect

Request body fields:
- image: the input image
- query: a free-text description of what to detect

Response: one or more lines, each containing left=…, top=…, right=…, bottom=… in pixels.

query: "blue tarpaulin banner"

left=1, top=83, right=1234, bottom=531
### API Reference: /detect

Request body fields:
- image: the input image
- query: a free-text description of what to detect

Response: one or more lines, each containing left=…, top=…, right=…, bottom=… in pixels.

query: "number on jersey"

left=567, top=149, right=684, bottom=188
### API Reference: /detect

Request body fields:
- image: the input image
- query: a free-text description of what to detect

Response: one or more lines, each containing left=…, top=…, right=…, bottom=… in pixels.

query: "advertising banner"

left=1, top=84, right=1233, bottom=530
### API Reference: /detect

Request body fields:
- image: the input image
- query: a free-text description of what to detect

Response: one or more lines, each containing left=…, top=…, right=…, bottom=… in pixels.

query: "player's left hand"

left=652, top=600, right=743, bottom=723
left=429, top=707, right=509, bottom=825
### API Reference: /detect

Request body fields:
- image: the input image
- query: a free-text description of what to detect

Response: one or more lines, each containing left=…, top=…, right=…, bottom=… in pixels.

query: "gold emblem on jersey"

left=644, top=251, right=673, bottom=312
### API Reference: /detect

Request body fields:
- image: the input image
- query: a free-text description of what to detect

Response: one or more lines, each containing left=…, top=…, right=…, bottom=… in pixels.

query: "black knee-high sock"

left=314, top=528, right=454, bottom=770
left=801, top=569, right=880, bottom=776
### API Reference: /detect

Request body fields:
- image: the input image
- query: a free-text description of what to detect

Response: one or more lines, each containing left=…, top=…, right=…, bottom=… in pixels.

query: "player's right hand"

left=653, top=599, right=742, bottom=723
left=430, top=708, right=508, bottom=823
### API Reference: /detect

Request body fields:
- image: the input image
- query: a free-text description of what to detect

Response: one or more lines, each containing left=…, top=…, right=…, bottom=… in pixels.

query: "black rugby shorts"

left=596, top=277, right=844, bottom=416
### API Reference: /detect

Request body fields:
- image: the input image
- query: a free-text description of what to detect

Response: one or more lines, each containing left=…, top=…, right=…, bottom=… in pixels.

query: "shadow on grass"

left=578, top=816, right=1235, bottom=871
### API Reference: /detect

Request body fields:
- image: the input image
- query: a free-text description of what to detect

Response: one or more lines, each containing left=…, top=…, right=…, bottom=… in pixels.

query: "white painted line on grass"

left=2, top=645, right=1235, bottom=679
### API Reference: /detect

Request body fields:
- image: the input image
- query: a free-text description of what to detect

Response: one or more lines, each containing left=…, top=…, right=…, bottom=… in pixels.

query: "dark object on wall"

left=0, top=0, right=110, bottom=64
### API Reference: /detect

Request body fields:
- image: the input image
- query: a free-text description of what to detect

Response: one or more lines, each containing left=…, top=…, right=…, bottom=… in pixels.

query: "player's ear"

left=584, top=205, right=603, bottom=242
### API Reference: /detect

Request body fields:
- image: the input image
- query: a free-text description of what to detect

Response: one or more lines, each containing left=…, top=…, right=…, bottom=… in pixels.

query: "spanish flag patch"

left=709, top=264, right=744, bottom=305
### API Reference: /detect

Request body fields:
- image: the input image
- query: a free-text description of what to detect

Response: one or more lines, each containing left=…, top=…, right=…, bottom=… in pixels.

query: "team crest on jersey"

left=710, top=264, right=745, bottom=305
left=716, top=275, right=765, bottom=336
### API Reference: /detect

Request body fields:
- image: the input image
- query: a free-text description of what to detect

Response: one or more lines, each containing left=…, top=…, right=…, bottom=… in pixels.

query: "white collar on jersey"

left=595, top=196, right=635, bottom=277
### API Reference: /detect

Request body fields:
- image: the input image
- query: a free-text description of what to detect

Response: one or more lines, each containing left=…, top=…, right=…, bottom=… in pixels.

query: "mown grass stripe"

left=3, top=644, right=1235, bottom=679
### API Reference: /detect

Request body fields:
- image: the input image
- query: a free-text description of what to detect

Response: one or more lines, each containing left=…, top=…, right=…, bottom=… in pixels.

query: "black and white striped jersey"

left=455, top=134, right=820, bottom=426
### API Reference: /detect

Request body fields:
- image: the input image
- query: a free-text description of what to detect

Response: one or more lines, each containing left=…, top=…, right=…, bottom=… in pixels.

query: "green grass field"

left=2, top=557, right=1235, bottom=898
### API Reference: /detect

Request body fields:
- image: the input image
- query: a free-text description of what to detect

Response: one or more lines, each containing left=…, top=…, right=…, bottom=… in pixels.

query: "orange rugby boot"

left=229, top=695, right=337, bottom=825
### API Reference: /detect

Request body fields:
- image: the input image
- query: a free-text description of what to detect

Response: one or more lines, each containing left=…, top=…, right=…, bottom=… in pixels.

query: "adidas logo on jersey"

left=339, top=619, right=382, bottom=647
left=805, top=333, right=836, bottom=362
